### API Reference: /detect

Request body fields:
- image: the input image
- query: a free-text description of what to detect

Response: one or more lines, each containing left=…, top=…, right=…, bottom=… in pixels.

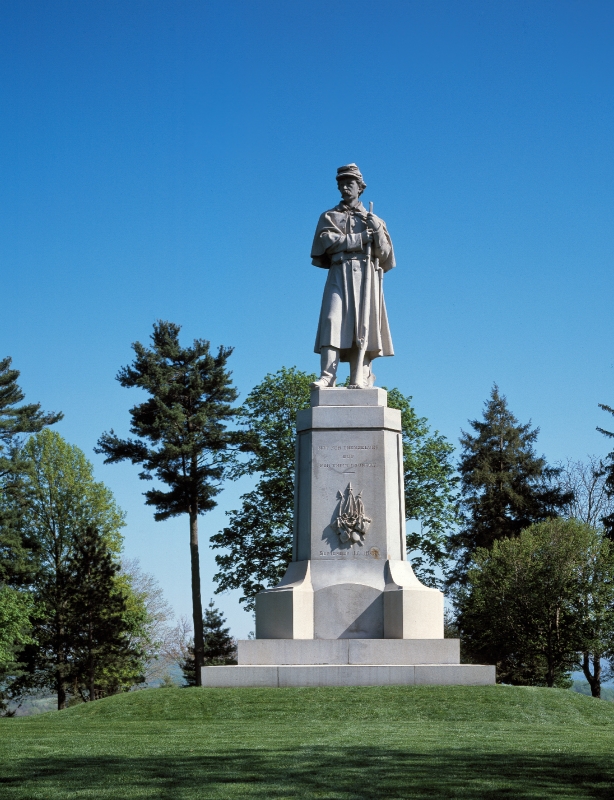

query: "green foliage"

left=4, top=430, right=128, bottom=708
left=0, top=357, right=62, bottom=590
left=385, top=388, right=458, bottom=586
left=458, top=519, right=614, bottom=688
left=211, top=367, right=314, bottom=609
left=95, top=321, right=239, bottom=522
left=597, top=402, right=614, bottom=537
left=18, top=429, right=125, bottom=553
left=0, top=356, right=62, bottom=479
left=65, top=527, right=146, bottom=701
left=448, top=384, right=571, bottom=586
left=0, top=586, right=33, bottom=672
left=212, top=369, right=458, bottom=606
left=95, top=321, right=240, bottom=684
left=181, top=601, right=237, bottom=686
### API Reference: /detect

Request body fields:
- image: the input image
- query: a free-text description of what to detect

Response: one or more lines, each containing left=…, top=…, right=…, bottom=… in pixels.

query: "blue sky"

left=2, top=0, right=613, bottom=637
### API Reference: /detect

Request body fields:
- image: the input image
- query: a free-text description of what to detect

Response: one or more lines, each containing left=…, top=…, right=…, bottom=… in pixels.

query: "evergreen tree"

left=0, top=356, right=62, bottom=589
left=448, top=385, right=570, bottom=586
left=66, top=527, right=145, bottom=701
left=0, top=356, right=63, bottom=478
left=597, top=403, right=614, bottom=537
left=180, top=600, right=236, bottom=686
left=212, top=368, right=458, bottom=608
left=95, top=321, right=240, bottom=686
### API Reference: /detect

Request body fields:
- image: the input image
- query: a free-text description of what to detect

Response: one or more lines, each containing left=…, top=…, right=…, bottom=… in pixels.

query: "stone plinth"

left=202, top=663, right=496, bottom=688
left=255, top=387, right=443, bottom=641
left=238, top=638, right=460, bottom=665
left=233, top=387, right=496, bottom=687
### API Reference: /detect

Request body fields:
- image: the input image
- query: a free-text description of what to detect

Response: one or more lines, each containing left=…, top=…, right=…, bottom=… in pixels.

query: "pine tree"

left=448, top=385, right=570, bottom=586
left=0, top=356, right=63, bottom=477
left=0, top=357, right=62, bottom=588
left=96, top=321, right=240, bottom=686
left=597, top=403, right=614, bottom=538
left=181, top=600, right=236, bottom=686
left=67, top=527, right=145, bottom=701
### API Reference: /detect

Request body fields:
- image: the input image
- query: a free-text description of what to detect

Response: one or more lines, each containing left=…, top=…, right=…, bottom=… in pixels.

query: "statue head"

left=336, top=164, right=366, bottom=204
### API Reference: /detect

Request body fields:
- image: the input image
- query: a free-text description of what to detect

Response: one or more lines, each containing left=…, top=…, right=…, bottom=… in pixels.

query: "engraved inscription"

left=319, top=547, right=380, bottom=558
left=317, top=444, right=378, bottom=469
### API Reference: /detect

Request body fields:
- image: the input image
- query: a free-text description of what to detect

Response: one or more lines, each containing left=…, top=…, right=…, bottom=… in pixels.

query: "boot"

left=349, top=348, right=375, bottom=389
left=311, top=347, right=339, bottom=388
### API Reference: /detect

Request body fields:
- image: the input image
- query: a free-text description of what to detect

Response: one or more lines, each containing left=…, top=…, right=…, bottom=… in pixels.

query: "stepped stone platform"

left=201, top=640, right=495, bottom=687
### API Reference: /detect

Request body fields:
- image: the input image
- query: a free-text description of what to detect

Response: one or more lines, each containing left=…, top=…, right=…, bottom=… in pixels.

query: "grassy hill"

left=1, top=685, right=614, bottom=798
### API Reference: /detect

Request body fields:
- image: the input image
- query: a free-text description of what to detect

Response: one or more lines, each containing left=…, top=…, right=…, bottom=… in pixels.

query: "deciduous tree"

left=557, top=455, right=614, bottom=528
left=212, top=368, right=458, bottom=608
left=458, top=519, right=608, bottom=688
left=8, top=430, right=125, bottom=709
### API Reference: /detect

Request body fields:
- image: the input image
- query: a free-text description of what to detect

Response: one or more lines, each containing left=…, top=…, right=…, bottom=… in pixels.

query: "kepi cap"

left=336, top=163, right=366, bottom=190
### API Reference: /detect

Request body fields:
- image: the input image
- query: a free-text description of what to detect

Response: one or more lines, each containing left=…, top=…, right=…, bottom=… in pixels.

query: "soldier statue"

left=310, top=164, right=395, bottom=389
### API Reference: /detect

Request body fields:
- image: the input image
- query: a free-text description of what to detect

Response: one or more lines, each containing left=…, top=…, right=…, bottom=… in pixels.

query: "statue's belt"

left=331, top=252, right=369, bottom=264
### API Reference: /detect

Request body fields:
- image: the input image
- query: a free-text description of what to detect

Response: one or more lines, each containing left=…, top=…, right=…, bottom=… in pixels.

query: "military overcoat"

left=311, top=201, right=395, bottom=361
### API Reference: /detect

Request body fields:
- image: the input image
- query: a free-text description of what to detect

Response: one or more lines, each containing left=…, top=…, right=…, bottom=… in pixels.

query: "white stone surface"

left=202, top=666, right=278, bottom=688
left=201, top=663, right=495, bottom=687
left=347, top=639, right=459, bottom=665
left=296, top=405, right=401, bottom=432
left=384, top=561, right=444, bottom=639
left=310, top=387, right=388, bottom=407
left=277, top=665, right=413, bottom=687
left=255, top=386, right=448, bottom=646
left=238, top=638, right=460, bottom=665
left=255, top=562, right=314, bottom=639
left=293, top=427, right=406, bottom=563
left=414, top=665, right=497, bottom=686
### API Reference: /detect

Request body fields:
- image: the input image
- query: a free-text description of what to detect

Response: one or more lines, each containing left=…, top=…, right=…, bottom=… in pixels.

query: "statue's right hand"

left=361, top=230, right=374, bottom=244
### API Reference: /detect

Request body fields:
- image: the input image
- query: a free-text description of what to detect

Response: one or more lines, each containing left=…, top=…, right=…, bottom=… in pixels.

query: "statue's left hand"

left=366, top=212, right=380, bottom=232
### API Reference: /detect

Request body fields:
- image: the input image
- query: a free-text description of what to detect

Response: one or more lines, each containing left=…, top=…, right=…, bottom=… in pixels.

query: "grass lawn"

left=1, top=685, right=614, bottom=799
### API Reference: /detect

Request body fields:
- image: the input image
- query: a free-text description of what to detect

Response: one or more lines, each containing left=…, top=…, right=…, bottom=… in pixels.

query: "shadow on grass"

left=1, top=746, right=613, bottom=799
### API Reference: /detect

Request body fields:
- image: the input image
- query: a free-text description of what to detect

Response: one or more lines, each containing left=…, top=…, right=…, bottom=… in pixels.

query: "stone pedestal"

left=203, top=388, right=494, bottom=687
left=255, top=387, right=443, bottom=641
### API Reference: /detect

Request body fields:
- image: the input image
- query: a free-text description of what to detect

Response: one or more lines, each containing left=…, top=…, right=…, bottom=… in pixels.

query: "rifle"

left=354, top=201, right=373, bottom=388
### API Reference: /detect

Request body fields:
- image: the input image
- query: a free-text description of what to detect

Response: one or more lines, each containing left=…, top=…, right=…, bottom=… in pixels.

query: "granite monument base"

left=201, top=639, right=495, bottom=687
left=213, top=387, right=495, bottom=688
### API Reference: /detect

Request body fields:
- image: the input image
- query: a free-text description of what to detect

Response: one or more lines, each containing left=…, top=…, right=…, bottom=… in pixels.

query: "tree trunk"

left=57, top=617, right=66, bottom=710
left=190, top=510, right=205, bottom=687
left=546, top=633, right=555, bottom=688
left=582, top=651, right=602, bottom=699
left=88, top=619, right=95, bottom=701
left=57, top=675, right=66, bottom=710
